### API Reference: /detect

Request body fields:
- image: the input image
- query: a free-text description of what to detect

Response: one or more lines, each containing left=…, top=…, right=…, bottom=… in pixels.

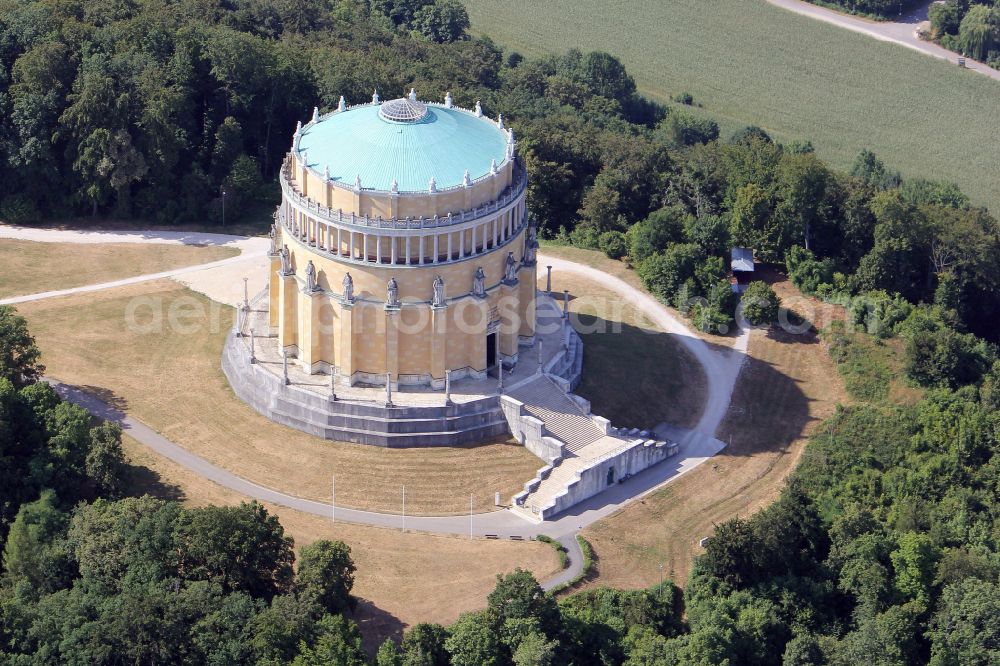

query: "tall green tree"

left=0, top=306, right=42, bottom=388
left=295, top=539, right=356, bottom=614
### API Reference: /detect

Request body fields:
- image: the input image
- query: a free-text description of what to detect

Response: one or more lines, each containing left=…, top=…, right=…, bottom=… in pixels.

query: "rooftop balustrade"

left=279, top=156, right=527, bottom=233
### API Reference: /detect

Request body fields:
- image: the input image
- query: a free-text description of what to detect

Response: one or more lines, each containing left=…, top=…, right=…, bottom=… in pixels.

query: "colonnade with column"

left=267, top=234, right=536, bottom=388
left=279, top=198, right=528, bottom=267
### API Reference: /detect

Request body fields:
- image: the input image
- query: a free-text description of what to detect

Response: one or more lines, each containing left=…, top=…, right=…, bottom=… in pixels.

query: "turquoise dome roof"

left=296, top=101, right=510, bottom=193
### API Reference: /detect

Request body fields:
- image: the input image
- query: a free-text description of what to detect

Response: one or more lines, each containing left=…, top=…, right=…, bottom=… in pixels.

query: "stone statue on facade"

left=279, top=245, right=292, bottom=275
left=304, top=260, right=317, bottom=292
left=432, top=275, right=446, bottom=307
left=523, top=223, right=538, bottom=266
left=268, top=222, right=277, bottom=255
left=473, top=267, right=486, bottom=298
left=342, top=272, right=354, bottom=303
left=524, top=239, right=537, bottom=266
left=504, top=251, right=518, bottom=283
left=387, top=277, right=399, bottom=308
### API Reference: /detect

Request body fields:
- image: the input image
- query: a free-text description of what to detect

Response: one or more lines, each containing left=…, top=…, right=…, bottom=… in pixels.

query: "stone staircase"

left=509, top=376, right=603, bottom=452
left=505, top=375, right=678, bottom=520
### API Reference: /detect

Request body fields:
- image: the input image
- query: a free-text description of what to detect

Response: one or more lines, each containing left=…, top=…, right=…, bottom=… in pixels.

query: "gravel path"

left=539, top=254, right=748, bottom=438
left=0, top=225, right=269, bottom=307
left=6, top=225, right=742, bottom=590
left=766, top=0, right=1000, bottom=82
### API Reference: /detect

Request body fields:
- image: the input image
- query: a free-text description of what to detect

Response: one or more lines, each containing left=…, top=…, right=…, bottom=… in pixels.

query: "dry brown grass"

left=18, top=280, right=542, bottom=515
left=543, top=272, right=707, bottom=430
left=579, top=269, right=848, bottom=588
left=0, top=239, right=238, bottom=298
left=540, top=244, right=643, bottom=290
left=119, top=433, right=560, bottom=653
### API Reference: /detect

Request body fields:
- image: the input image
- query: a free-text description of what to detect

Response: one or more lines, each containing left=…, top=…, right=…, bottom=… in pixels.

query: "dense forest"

left=3, top=0, right=1000, bottom=663
left=3, top=0, right=999, bottom=342
left=0, top=305, right=371, bottom=663
left=2, top=300, right=999, bottom=663
left=808, top=0, right=1000, bottom=69
left=928, top=0, right=1000, bottom=67
left=805, top=0, right=925, bottom=19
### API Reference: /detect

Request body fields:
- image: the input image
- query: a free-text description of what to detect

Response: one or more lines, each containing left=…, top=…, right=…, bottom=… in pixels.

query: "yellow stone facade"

left=268, top=106, right=536, bottom=388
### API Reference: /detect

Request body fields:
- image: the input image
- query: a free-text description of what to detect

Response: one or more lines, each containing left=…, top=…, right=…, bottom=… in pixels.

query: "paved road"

left=767, top=0, right=1000, bottom=82
left=7, top=226, right=742, bottom=590
left=0, top=225, right=261, bottom=247
left=0, top=252, right=267, bottom=306
left=540, top=254, right=748, bottom=438
left=51, top=378, right=724, bottom=588
left=0, top=226, right=269, bottom=307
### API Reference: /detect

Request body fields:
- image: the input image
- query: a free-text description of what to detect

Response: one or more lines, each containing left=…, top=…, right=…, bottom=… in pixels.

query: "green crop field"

left=464, top=0, right=1000, bottom=213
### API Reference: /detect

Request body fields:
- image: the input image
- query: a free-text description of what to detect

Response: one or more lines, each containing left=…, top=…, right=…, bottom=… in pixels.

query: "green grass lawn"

left=464, top=0, right=1000, bottom=213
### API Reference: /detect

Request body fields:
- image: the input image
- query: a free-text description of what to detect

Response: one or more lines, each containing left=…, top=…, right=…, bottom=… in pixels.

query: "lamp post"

left=221, top=188, right=227, bottom=228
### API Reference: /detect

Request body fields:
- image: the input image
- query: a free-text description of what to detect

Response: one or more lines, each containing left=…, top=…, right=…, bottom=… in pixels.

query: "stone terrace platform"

left=223, top=289, right=581, bottom=447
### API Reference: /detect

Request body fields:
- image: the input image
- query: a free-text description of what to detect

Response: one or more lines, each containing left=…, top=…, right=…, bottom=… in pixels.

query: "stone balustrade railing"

left=279, top=156, right=527, bottom=233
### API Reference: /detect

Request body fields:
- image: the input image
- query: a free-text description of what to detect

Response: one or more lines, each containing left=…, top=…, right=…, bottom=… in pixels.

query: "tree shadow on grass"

left=570, top=313, right=710, bottom=431
left=352, top=598, right=406, bottom=658
left=79, top=384, right=130, bottom=413
left=69, top=382, right=186, bottom=501
left=571, top=306, right=814, bottom=461
left=765, top=319, right=821, bottom=345
left=543, top=307, right=815, bottom=521
left=125, top=463, right=185, bottom=502
left=716, top=330, right=816, bottom=461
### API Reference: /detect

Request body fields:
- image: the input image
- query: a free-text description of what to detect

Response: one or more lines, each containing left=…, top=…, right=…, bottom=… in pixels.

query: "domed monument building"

left=270, top=90, right=536, bottom=388
left=224, top=89, right=682, bottom=519
left=224, top=89, right=570, bottom=448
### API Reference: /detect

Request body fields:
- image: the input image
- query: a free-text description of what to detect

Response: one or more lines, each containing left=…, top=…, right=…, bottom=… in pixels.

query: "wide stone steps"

left=524, top=457, right=588, bottom=511
left=509, top=377, right=603, bottom=452
left=268, top=401, right=509, bottom=447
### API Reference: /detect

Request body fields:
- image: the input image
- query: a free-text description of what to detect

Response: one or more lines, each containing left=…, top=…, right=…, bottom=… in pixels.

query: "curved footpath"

left=0, top=226, right=270, bottom=307
left=766, top=0, right=1000, bottom=82
left=2, top=224, right=744, bottom=589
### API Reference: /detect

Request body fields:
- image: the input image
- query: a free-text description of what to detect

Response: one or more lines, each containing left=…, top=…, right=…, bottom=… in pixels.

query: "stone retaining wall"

left=222, top=328, right=509, bottom=447
left=539, top=439, right=679, bottom=520
left=500, top=395, right=565, bottom=462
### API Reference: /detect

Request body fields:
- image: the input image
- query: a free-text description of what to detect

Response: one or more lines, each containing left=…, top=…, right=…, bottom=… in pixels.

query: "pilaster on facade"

left=517, top=263, right=538, bottom=345
left=268, top=254, right=282, bottom=329
left=498, top=281, right=519, bottom=362
left=430, top=303, right=448, bottom=389
left=299, top=289, right=325, bottom=371
left=384, top=308, right=400, bottom=382
left=337, top=300, right=355, bottom=386
left=277, top=273, right=298, bottom=351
